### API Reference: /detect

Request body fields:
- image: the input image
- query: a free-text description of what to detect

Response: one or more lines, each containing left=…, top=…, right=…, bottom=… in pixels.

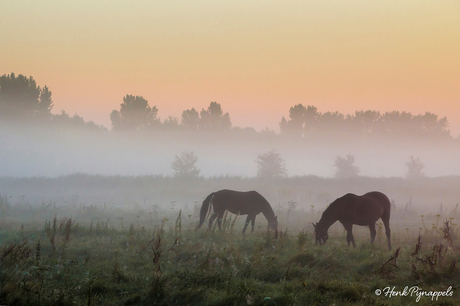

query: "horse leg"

left=369, top=223, right=376, bottom=244
left=208, top=213, right=217, bottom=230
left=343, top=223, right=356, bottom=247
left=242, top=215, right=251, bottom=234
left=250, top=215, right=256, bottom=233
left=216, top=211, right=224, bottom=230
left=382, top=218, right=392, bottom=251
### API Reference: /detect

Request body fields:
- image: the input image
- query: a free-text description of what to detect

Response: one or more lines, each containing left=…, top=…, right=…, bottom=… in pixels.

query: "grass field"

left=1, top=190, right=459, bottom=306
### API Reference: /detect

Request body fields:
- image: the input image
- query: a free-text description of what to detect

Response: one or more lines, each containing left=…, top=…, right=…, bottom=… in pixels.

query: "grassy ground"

left=0, top=200, right=459, bottom=306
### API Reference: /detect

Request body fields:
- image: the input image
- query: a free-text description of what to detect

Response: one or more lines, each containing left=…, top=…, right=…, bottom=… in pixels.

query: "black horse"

left=313, top=191, right=392, bottom=250
left=198, top=189, right=278, bottom=233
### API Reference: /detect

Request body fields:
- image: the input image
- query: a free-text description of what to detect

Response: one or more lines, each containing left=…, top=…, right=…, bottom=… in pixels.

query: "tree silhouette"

left=0, top=73, right=53, bottom=121
left=352, top=110, right=380, bottom=136
left=416, top=112, right=450, bottom=138
left=110, top=95, right=159, bottom=131
left=180, top=108, right=200, bottom=129
left=280, top=104, right=451, bottom=139
left=405, top=156, right=425, bottom=180
left=303, top=105, right=320, bottom=136
left=280, top=104, right=319, bottom=137
left=52, top=110, right=104, bottom=131
left=280, top=104, right=306, bottom=136
left=255, top=150, right=287, bottom=178
left=316, top=111, right=345, bottom=135
left=172, top=151, right=200, bottom=178
left=162, top=116, right=180, bottom=129
left=334, top=154, right=360, bottom=178
left=199, top=102, right=232, bottom=130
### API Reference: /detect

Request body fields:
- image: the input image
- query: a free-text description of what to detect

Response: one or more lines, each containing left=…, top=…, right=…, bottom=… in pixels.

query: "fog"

left=1, top=123, right=459, bottom=179
left=0, top=122, right=458, bottom=213
left=2, top=122, right=460, bottom=243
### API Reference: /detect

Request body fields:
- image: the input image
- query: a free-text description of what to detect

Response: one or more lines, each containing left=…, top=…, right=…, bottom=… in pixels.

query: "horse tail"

left=379, top=192, right=392, bottom=251
left=198, top=192, right=214, bottom=229
left=381, top=193, right=391, bottom=219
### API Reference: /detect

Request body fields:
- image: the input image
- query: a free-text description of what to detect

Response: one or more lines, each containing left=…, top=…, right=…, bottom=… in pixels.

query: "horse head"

left=313, top=222, right=328, bottom=245
left=269, top=216, right=278, bottom=231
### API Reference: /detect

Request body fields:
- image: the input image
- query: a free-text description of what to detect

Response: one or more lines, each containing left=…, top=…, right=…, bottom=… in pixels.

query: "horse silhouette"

left=314, top=191, right=392, bottom=250
left=198, top=189, right=278, bottom=233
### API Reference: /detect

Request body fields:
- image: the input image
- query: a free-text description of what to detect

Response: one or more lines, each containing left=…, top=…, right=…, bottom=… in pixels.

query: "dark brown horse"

left=313, top=191, right=392, bottom=250
left=198, top=189, right=278, bottom=233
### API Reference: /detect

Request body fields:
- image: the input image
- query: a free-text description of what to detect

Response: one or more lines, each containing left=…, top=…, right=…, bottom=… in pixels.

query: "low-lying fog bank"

left=1, top=175, right=459, bottom=215
left=1, top=125, right=460, bottom=178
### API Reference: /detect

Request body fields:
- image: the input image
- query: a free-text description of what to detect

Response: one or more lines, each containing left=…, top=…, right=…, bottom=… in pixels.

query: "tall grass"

left=0, top=198, right=459, bottom=305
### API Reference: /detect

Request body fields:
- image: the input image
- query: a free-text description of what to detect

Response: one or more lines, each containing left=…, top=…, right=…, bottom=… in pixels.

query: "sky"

left=1, top=0, right=460, bottom=134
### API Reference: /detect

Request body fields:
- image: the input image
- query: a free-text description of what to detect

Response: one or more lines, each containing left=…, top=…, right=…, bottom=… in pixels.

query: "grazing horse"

left=313, top=191, right=392, bottom=250
left=198, top=189, right=278, bottom=233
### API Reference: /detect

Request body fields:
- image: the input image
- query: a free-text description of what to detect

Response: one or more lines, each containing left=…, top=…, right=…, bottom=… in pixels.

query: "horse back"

left=362, top=191, right=391, bottom=220
left=212, top=189, right=267, bottom=215
left=337, top=192, right=390, bottom=225
left=363, top=191, right=391, bottom=214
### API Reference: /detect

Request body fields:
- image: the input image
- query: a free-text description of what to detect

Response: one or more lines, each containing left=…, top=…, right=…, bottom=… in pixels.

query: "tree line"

left=0, top=73, right=102, bottom=131
left=280, top=105, right=450, bottom=139
left=0, top=73, right=455, bottom=140
left=110, top=96, right=231, bottom=131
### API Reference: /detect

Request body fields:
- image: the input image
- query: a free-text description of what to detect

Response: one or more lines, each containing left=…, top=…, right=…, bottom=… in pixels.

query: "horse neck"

left=261, top=203, right=276, bottom=224
left=318, top=205, right=339, bottom=230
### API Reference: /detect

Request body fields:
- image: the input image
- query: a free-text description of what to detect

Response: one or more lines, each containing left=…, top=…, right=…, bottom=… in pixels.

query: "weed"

left=379, top=247, right=400, bottom=278
left=150, top=245, right=161, bottom=276
left=1, top=197, right=459, bottom=305
left=297, top=230, right=308, bottom=250
left=175, top=209, right=182, bottom=237
left=443, top=219, right=453, bottom=247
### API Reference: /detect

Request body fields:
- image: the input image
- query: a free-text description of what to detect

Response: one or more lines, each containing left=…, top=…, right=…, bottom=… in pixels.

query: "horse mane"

left=319, top=194, right=353, bottom=224
left=256, top=191, right=276, bottom=220
left=327, top=194, right=355, bottom=208
left=323, top=196, right=343, bottom=213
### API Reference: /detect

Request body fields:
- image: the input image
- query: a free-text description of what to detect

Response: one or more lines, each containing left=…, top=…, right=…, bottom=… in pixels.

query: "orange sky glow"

left=1, top=0, right=459, bottom=134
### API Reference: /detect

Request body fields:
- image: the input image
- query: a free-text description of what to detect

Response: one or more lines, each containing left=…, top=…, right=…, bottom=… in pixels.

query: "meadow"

left=0, top=176, right=459, bottom=305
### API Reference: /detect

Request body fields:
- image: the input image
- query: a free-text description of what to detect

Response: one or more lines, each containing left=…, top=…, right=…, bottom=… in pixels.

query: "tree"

left=279, top=104, right=319, bottom=137
left=303, top=105, right=320, bottom=136
left=162, top=116, right=180, bottom=129
left=280, top=104, right=306, bottom=136
left=405, top=156, right=425, bottom=180
left=377, top=111, right=413, bottom=135
left=352, top=110, right=380, bottom=136
left=110, top=94, right=159, bottom=131
left=199, top=102, right=232, bottom=130
left=416, top=112, right=450, bottom=138
left=52, top=110, right=104, bottom=131
left=180, top=108, right=200, bottom=129
left=0, top=73, right=53, bottom=121
left=255, top=150, right=287, bottom=178
left=334, top=154, right=360, bottom=178
left=316, top=111, right=345, bottom=135
left=172, top=151, right=200, bottom=178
